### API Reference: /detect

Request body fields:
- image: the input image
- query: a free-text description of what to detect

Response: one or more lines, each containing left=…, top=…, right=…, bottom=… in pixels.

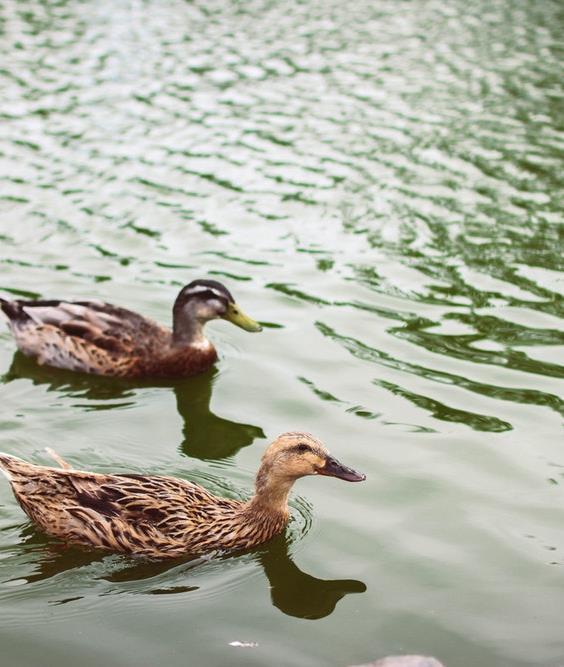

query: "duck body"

left=0, top=298, right=216, bottom=379
left=0, top=279, right=260, bottom=379
left=0, top=433, right=365, bottom=559
left=0, top=455, right=285, bottom=558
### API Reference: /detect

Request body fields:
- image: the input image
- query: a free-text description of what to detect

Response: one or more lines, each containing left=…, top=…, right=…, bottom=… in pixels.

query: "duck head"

left=250, top=432, right=365, bottom=513
left=261, top=432, right=366, bottom=482
left=172, top=279, right=262, bottom=344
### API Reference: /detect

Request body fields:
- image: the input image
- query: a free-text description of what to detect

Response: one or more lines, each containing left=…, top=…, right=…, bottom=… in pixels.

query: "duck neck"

left=172, top=304, right=209, bottom=347
left=246, top=464, right=295, bottom=517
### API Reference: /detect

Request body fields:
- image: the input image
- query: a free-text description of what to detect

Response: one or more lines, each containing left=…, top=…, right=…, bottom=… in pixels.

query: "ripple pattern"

left=0, top=0, right=563, bottom=666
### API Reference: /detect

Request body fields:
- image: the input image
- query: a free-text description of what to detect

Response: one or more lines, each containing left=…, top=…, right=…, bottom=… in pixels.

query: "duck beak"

left=223, top=302, right=262, bottom=332
left=318, top=456, right=366, bottom=482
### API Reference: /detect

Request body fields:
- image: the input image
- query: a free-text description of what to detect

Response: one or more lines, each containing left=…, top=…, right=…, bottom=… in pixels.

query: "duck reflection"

left=10, top=528, right=365, bottom=619
left=2, top=353, right=263, bottom=461
left=173, top=367, right=264, bottom=460
left=2, top=351, right=137, bottom=402
left=254, top=533, right=366, bottom=619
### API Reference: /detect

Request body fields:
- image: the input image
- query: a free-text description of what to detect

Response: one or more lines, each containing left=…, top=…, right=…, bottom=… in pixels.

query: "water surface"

left=0, top=1, right=563, bottom=666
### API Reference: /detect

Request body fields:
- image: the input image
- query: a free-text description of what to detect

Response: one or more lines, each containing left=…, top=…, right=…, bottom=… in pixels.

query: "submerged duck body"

left=0, top=279, right=261, bottom=379
left=0, top=433, right=365, bottom=559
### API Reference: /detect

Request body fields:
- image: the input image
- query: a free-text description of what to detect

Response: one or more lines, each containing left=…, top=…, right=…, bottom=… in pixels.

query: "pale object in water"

left=351, top=656, right=445, bottom=667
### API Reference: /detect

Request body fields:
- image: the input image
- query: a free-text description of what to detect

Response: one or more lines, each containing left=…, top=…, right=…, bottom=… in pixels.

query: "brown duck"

left=0, top=279, right=261, bottom=378
left=0, top=433, right=365, bottom=559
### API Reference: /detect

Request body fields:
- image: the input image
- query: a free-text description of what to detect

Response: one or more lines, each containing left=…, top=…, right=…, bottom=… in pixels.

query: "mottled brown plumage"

left=0, top=279, right=261, bottom=379
left=0, top=433, right=365, bottom=559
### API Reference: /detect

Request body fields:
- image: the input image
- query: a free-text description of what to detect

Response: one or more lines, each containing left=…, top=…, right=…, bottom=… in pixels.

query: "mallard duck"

left=0, top=279, right=261, bottom=378
left=0, top=432, right=365, bottom=559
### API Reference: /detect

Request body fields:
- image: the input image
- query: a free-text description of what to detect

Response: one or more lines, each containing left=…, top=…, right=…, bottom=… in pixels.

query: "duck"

left=0, top=432, right=365, bottom=559
left=0, top=279, right=261, bottom=378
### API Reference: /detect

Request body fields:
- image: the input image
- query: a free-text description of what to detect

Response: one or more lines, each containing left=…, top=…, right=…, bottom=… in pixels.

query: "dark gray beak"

left=318, top=456, right=366, bottom=482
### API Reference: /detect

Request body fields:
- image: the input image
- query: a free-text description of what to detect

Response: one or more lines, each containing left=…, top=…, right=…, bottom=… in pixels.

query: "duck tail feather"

left=0, top=298, right=25, bottom=322
left=45, top=447, right=71, bottom=469
left=0, top=452, right=26, bottom=480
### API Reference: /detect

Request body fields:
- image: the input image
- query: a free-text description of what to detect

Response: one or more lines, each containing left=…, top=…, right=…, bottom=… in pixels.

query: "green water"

left=0, top=0, right=563, bottom=665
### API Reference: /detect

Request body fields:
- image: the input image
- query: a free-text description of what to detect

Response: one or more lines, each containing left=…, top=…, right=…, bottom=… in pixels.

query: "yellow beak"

left=223, top=302, right=262, bottom=332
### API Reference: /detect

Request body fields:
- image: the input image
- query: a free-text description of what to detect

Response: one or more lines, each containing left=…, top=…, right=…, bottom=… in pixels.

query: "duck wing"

left=0, top=454, right=238, bottom=558
left=0, top=298, right=170, bottom=376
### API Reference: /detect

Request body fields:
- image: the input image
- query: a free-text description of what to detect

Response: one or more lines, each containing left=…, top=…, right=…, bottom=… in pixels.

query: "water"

left=0, top=0, right=562, bottom=665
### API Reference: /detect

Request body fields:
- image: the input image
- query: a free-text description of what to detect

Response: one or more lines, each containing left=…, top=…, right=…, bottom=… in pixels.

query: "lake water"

left=0, top=1, right=563, bottom=665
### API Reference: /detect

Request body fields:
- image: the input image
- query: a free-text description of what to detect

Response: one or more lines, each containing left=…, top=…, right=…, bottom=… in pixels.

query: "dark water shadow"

left=2, top=353, right=264, bottom=461
left=6, top=527, right=365, bottom=619
left=253, top=533, right=366, bottom=619
left=173, top=367, right=264, bottom=460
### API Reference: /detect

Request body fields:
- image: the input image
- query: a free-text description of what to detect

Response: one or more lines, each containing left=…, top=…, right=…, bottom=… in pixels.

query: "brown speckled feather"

left=0, top=434, right=364, bottom=560
left=0, top=299, right=217, bottom=378
left=0, top=453, right=287, bottom=559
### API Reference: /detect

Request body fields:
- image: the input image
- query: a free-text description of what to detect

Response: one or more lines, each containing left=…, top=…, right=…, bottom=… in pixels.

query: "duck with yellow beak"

left=0, top=278, right=262, bottom=379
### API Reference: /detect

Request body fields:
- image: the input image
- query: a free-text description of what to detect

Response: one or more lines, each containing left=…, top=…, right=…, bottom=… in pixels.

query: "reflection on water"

left=2, top=352, right=139, bottom=405
left=2, top=525, right=103, bottom=585
left=256, top=534, right=366, bottom=620
left=0, top=0, right=563, bottom=663
left=4, top=525, right=364, bottom=620
left=174, top=368, right=264, bottom=460
left=3, top=353, right=264, bottom=460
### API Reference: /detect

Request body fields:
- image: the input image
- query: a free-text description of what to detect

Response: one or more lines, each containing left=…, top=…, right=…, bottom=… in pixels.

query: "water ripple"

left=0, top=0, right=563, bottom=664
